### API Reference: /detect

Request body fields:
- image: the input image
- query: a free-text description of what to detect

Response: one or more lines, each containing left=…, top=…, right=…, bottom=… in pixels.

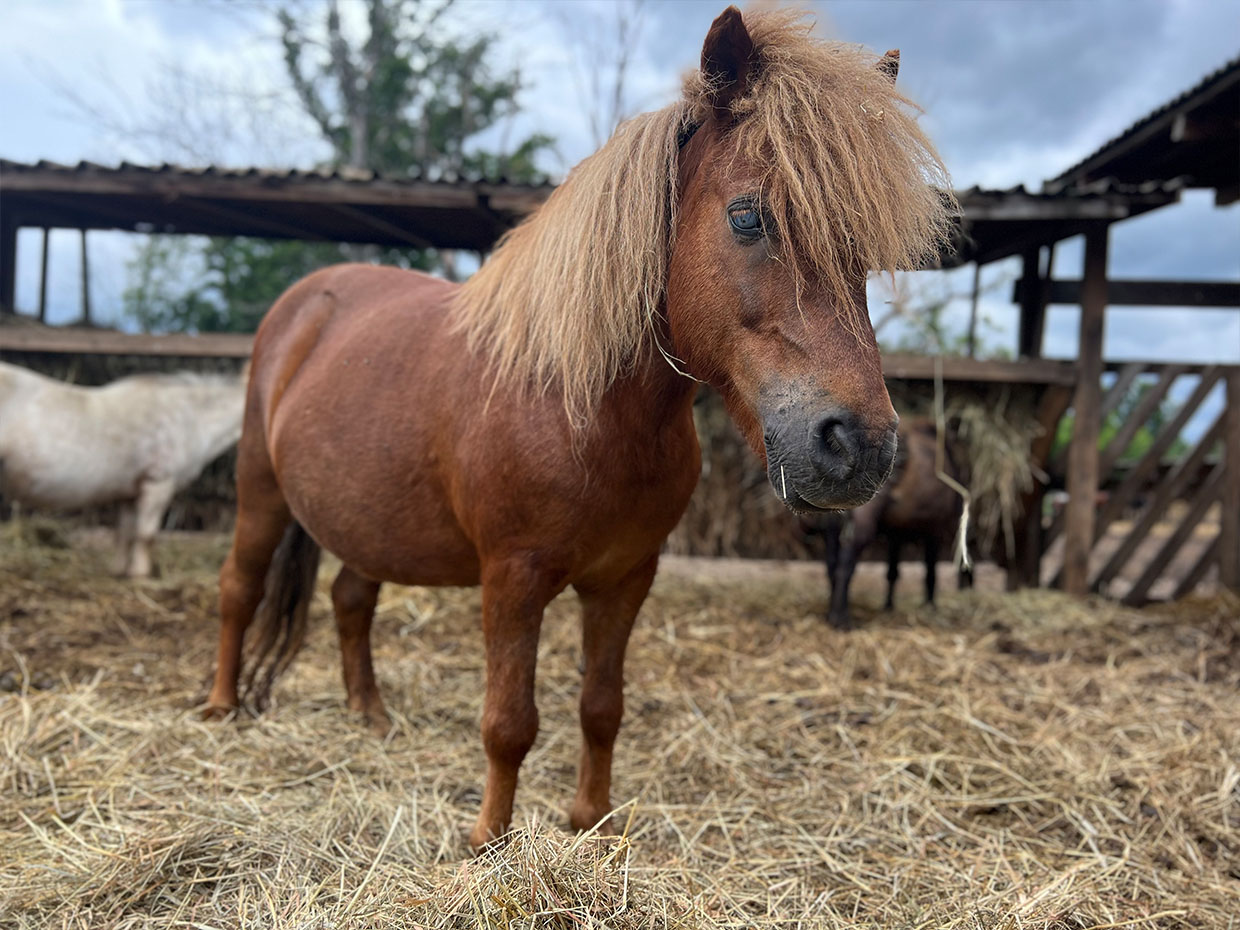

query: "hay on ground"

left=1, top=529, right=1237, bottom=928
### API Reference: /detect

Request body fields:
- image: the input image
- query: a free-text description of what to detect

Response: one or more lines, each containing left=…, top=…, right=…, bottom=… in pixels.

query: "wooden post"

left=38, top=228, right=50, bottom=323
left=1061, top=224, right=1109, bottom=595
left=79, top=229, right=92, bottom=326
left=0, top=213, right=16, bottom=313
left=1017, top=248, right=1038, bottom=358
left=967, top=262, right=981, bottom=358
left=1220, top=368, right=1240, bottom=591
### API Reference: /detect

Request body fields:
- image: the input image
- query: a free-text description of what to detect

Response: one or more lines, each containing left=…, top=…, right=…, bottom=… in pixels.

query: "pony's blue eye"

left=724, top=200, right=763, bottom=238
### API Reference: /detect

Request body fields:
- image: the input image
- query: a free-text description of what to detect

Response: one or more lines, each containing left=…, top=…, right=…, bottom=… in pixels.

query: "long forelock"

left=688, top=9, right=955, bottom=334
left=452, top=8, right=953, bottom=423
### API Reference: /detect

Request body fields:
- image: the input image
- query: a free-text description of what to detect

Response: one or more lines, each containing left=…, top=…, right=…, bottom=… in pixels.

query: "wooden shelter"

left=1, top=55, right=1237, bottom=599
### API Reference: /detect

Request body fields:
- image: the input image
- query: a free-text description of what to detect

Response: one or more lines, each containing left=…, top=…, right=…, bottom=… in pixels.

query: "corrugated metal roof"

left=1046, top=54, right=1240, bottom=191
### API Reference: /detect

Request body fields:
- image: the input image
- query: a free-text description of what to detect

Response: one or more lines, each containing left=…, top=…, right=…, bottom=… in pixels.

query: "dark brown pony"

left=205, top=7, right=951, bottom=850
left=805, top=417, right=972, bottom=630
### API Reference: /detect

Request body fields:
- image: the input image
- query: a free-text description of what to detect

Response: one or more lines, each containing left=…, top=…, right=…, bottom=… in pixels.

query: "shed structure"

left=1, top=55, right=1237, bottom=600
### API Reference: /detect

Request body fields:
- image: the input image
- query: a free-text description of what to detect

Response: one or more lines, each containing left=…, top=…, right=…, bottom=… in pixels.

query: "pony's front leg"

left=569, top=554, right=657, bottom=834
left=127, top=477, right=176, bottom=578
left=470, top=556, right=562, bottom=852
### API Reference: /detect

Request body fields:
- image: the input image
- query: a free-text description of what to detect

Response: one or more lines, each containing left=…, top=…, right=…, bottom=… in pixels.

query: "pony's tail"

left=240, top=522, right=322, bottom=713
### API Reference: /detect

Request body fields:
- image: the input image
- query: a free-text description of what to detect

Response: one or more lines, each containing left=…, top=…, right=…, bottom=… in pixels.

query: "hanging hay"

left=2, top=532, right=1238, bottom=928
left=947, top=391, right=1043, bottom=561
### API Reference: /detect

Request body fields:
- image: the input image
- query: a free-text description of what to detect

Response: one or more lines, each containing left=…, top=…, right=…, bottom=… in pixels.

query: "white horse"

left=0, top=361, right=246, bottom=577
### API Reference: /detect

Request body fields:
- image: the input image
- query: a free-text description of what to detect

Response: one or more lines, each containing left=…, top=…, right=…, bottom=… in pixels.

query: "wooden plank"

left=0, top=211, right=15, bottom=312
left=1062, top=224, right=1109, bottom=595
left=1013, top=278, right=1240, bottom=308
left=1221, top=369, right=1240, bottom=590
left=79, top=230, right=91, bottom=325
left=1172, top=535, right=1219, bottom=600
left=1098, top=364, right=1185, bottom=476
left=880, top=354, right=1077, bottom=385
left=37, top=228, right=49, bottom=323
left=324, top=204, right=434, bottom=250
left=1122, top=463, right=1224, bottom=605
left=1050, top=362, right=1147, bottom=479
left=2, top=169, right=487, bottom=210
left=0, top=327, right=253, bottom=358
left=1011, top=383, right=1073, bottom=588
left=1089, top=415, right=1224, bottom=592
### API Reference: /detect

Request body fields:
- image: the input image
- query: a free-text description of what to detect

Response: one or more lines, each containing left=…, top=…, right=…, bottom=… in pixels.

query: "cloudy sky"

left=2, top=0, right=1237, bottom=374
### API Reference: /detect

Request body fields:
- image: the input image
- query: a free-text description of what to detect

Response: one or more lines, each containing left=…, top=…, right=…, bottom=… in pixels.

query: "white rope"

left=934, top=356, right=973, bottom=572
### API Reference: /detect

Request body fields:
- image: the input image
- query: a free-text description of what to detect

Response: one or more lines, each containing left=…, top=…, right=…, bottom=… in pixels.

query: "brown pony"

left=205, top=7, right=951, bottom=850
left=805, top=417, right=972, bottom=630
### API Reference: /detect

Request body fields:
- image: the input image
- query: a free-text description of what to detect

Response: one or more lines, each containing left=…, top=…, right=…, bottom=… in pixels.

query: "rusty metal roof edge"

left=0, top=158, right=555, bottom=191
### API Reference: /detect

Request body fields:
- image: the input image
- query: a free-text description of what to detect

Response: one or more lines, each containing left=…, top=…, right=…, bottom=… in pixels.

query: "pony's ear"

left=877, top=49, right=900, bottom=83
left=701, top=6, right=756, bottom=121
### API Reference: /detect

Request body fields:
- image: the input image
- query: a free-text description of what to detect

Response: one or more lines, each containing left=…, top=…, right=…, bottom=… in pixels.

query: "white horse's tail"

left=240, top=522, right=322, bottom=711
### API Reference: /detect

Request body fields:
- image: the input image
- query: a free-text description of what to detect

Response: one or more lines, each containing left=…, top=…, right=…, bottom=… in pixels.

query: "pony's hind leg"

left=126, top=477, right=175, bottom=578
left=331, top=566, right=390, bottom=735
left=569, top=554, right=658, bottom=835
left=113, top=502, right=136, bottom=576
left=205, top=436, right=291, bottom=718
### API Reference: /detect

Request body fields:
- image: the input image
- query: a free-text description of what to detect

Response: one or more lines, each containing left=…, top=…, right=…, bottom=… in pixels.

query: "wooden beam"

left=0, top=327, right=253, bottom=358
left=1122, top=463, right=1224, bottom=605
left=37, top=228, right=49, bottom=323
left=0, top=211, right=15, bottom=312
left=1221, top=369, right=1240, bottom=591
left=966, top=262, right=980, bottom=358
left=1046, top=366, right=1225, bottom=556
left=1088, top=414, right=1224, bottom=593
left=880, top=354, right=1077, bottom=386
left=79, top=229, right=91, bottom=326
left=323, top=204, right=434, bottom=250
left=1, top=169, right=487, bottom=210
left=1097, top=364, right=1185, bottom=476
left=1017, top=248, right=1040, bottom=358
left=1172, top=535, right=1219, bottom=600
left=1062, top=224, right=1109, bottom=595
left=1013, top=278, right=1240, bottom=308
left=1010, top=383, right=1073, bottom=589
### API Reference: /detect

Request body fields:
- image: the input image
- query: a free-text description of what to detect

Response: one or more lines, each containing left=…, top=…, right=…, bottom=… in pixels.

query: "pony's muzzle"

left=764, top=406, right=898, bottom=512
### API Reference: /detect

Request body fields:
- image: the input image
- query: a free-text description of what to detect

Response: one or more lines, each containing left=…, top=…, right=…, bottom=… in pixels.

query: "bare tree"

left=557, top=0, right=649, bottom=149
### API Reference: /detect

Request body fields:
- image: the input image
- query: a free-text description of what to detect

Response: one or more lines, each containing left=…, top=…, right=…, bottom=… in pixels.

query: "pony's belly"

left=276, top=454, right=481, bottom=588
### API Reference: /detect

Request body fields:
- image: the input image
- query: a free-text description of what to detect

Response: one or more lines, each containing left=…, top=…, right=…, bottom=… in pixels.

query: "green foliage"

left=126, top=0, right=553, bottom=334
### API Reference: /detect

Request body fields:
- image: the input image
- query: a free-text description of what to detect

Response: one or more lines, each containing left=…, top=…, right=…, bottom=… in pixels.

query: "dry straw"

left=2, top=529, right=1237, bottom=928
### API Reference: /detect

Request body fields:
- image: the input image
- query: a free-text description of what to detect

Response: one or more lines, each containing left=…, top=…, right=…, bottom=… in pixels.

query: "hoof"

left=201, top=703, right=236, bottom=722
left=469, top=821, right=509, bottom=854
left=569, top=806, right=617, bottom=836
left=826, top=612, right=853, bottom=631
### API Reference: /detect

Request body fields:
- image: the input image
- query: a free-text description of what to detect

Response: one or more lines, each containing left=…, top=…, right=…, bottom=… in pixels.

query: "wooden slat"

left=1062, top=225, right=1109, bottom=595
left=0, top=327, right=253, bottom=358
left=1051, top=362, right=1147, bottom=478
left=1172, top=536, right=1220, bottom=600
left=1122, top=463, right=1224, bottom=605
left=1089, top=415, right=1224, bottom=592
left=1098, top=364, right=1185, bottom=476
left=1221, top=369, right=1240, bottom=590
left=1046, top=366, right=1224, bottom=552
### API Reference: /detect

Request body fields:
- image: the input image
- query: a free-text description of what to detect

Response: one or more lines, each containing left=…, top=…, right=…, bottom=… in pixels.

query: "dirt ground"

left=1, top=528, right=1237, bottom=929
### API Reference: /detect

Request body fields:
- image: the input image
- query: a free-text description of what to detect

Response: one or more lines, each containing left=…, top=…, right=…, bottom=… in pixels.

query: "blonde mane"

left=453, top=9, right=953, bottom=423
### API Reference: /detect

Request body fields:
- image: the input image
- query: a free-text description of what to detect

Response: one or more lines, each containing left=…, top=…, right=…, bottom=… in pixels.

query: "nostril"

left=813, top=416, right=859, bottom=471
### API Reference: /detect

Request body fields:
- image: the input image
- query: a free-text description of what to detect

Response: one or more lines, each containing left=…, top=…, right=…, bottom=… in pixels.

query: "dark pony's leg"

left=923, top=535, right=940, bottom=607
left=828, top=514, right=875, bottom=630
left=570, top=554, right=658, bottom=834
left=205, top=423, right=291, bottom=717
left=331, top=566, right=389, bottom=735
left=884, top=535, right=901, bottom=611
left=470, top=555, right=562, bottom=851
